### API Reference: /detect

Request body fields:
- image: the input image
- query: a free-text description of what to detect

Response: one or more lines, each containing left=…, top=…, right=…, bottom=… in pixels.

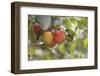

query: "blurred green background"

left=28, top=15, right=88, bottom=60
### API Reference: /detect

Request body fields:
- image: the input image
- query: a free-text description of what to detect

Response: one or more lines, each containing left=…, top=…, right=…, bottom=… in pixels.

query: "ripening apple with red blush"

left=54, top=31, right=66, bottom=44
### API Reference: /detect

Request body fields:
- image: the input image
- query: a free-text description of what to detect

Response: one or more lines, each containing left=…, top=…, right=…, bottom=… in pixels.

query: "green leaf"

left=83, top=37, right=88, bottom=48
left=52, top=24, right=61, bottom=30
left=70, top=42, right=76, bottom=58
left=28, top=20, right=33, bottom=33
left=65, top=27, right=76, bottom=41
left=69, top=17, right=79, bottom=25
left=79, top=51, right=85, bottom=58
left=28, top=21, right=36, bottom=42
left=58, top=43, right=66, bottom=54
left=52, top=16, right=59, bottom=19
left=28, top=46, right=37, bottom=59
left=41, top=51, right=53, bottom=60
left=63, top=18, right=72, bottom=27
left=78, top=17, right=88, bottom=28
left=66, top=36, right=73, bottom=41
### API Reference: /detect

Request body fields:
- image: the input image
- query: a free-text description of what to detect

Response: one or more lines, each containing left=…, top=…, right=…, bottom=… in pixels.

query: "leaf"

left=28, top=15, right=36, bottom=23
left=52, top=16, right=59, bottom=19
left=63, top=18, right=72, bottom=27
left=70, top=42, right=76, bottom=58
left=52, top=24, right=60, bottom=30
left=66, top=27, right=76, bottom=36
left=65, top=27, right=76, bottom=41
left=28, top=21, right=36, bottom=42
left=58, top=43, right=66, bottom=54
left=83, top=37, right=88, bottom=48
left=28, top=20, right=33, bottom=33
left=41, top=51, right=53, bottom=60
left=28, top=46, right=37, bottom=59
left=66, top=36, right=73, bottom=41
left=69, top=17, right=79, bottom=25
left=79, top=51, right=85, bottom=58
left=78, top=17, right=88, bottom=28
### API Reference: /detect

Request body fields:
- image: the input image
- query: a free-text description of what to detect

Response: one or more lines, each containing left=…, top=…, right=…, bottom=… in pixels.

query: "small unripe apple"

left=54, top=31, right=65, bottom=44
left=42, top=31, right=53, bottom=44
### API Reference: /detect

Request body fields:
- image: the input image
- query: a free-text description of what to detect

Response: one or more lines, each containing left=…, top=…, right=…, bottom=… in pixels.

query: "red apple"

left=33, top=23, right=41, bottom=34
left=33, top=23, right=41, bottom=40
left=54, top=31, right=65, bottom=44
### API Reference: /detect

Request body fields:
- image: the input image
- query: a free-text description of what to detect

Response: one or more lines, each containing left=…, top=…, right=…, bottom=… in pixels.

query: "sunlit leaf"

left=28, top=46, right=37, bottom=59
left=78, top=17, right=88, bottom=28
left=41, top=51, right=53, bottom=60
left=28, top=21, right=36, bottom=42
left=79, top=51, right=85, bottom=58
left=70, top=42, right=76, bottom=58
left=58, top=43, right=66, bottom=54
left=83, top=37, right=88, bottom=48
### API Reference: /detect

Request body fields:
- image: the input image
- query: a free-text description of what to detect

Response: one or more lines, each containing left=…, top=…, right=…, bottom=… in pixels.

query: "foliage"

left=28, top=15, right=88, bottom=60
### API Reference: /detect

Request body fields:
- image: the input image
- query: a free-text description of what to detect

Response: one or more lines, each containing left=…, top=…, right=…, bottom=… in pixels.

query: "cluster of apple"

left=33, top=23, right=66, bottom=48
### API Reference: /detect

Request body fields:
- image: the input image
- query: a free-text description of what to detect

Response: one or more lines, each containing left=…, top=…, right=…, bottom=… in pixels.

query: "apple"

left=33, top=23, right=41, bottom=40
left=33, top=23, right=41, bottom=34
left=54, top=31, right=65, bottom=44
left=47, top=41, right=56, bottom=47
left=42, top=31, right=53, bottom=44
